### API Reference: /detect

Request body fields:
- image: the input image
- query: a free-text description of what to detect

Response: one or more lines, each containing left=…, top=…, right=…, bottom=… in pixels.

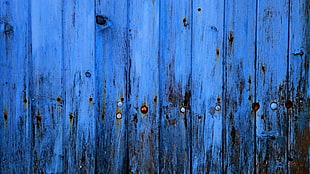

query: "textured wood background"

left=0, top=0, right=309, bottom=173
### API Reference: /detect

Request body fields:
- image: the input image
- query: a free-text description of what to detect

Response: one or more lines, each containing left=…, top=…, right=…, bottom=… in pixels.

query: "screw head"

left=215, top=105, right=221, bottom=111
left=180, top=107, right=186, bottom=113
left=116, top=113, right=122, bottom=119
left=270, top=102, right=278, bottom=110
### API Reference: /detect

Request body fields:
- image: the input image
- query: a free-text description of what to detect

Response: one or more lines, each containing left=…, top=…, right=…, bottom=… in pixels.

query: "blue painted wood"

left=223, top=0, right=257, bottom=173
left=0, top=0, right=309, bottom=173
left=127, top=0, right=160, bottom=173
left=159, top=1, right=192, bottom=173
left=191, top=0, right=224, bottom=173
left=63, top=0, right=96, bottom=173
left=288, top=0, right=310, bottom=173
left=30, top=1, right=64, bottom=173
left=0, top=0, right=31, bottom=173
left=95, top=0, right=128, bottom=173
left=256, top=0, right=289, bottom=173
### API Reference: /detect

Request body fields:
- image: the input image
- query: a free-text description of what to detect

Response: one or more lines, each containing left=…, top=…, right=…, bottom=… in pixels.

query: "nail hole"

left=285, top=100, right=293, bottom=109
left=23, top=99, right=28, bottom=104
left=85, top=71, right=91, bottom=78
left=96, top=15, right=107, bottom=25
left=56, top=97, right=62, bottom=103
left=216, top=48, right=220, bottom=56
left=120, top=97, right=124, bottom=102
left=36, top=112, right=41, bottom=122
left=140, top=105, right=148, bottom=114
left=88, top=97, right=93, bottom=103
left=197, top=8, right=202, bottom=12
left=154, top=96, right=157, bottom=103
left=252, top=102, right=260, bottom=111
left=198, top=115, right=202, bottom=119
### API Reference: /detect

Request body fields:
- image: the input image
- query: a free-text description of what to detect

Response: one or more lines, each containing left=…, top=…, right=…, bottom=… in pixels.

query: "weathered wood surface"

left=1, top=0, right=309, bottom=173
left=223, top=0, right=256, bottom=173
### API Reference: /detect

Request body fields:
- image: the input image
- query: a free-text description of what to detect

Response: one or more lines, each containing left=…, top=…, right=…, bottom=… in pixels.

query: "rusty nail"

left=140, top=105, right=148, bottom=114
left=116, top=113, right=122, bottom=119
left=285, top=100, right=293, bottom=109
left=270, top=102, right=278, bottom=110
left=252, top=102, right=260, bottom=111
left=180, top=106, right=186, bottom=113
left=117, top=101, right=123, bottom=107
left=215, top=105, right=221, bottom=111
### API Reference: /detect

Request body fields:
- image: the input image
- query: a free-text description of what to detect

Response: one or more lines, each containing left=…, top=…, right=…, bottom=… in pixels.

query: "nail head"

left=180, top=107, right=186, bottom=113
left=270, top=102, right=278, bottom=110
left=116, top=113, right=122, bottom=119
left=215, top=105, right=221, bottom=111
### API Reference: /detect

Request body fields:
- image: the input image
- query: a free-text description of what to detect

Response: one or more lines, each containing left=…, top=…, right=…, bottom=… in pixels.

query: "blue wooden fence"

left=1, top=0, right=309, bottom=173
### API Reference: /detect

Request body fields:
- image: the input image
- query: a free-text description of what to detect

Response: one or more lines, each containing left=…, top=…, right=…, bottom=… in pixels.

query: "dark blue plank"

left=95, top=0, right=128, bottom=173
left=191, top=0, right=224, bottom=173
left=223, top=0, right=257, bottom=173
left=288, top=0, right=310, bottom=173
left=0, top=0, right=31, bottom=173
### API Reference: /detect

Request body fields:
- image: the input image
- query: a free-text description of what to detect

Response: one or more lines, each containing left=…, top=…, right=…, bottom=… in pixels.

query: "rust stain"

left=3, top=108, right=8, bottom=120
left=69, top=112, right=74, bottom=121
left=216, top=48, right=220, bottom=59
left=182, top=17, right=188, bottom=26
left=290, top=127, right=310, bottom=173
left=36, top=111, right=41, bottom=123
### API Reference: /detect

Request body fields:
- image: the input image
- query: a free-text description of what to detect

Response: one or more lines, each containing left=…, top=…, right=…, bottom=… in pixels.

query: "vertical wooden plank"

left=0, top=0, right=31, bottom=173
left=95, top=0, right=128, bottom=173
left=191, top=0, right=224, bottom=173
left=223, top=0, right=257, bottom=173
left=256, top=0, right=289, bottom=173
left=288, top=0, right=310, bottom=173
left=159, top=1, right=192, bottom=173
left=127, top=0, right=160, bottom=173
left=30, top=0, right=64, bottom=173
left=63, top=0, right=96, bottom=173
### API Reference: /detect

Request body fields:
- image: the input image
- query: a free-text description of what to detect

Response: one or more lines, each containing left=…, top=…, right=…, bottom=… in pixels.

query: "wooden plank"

left=127, top=0, right=160, bottom=173
left=191, top=0, right=224, bottom=173
left=63, top=0, right=96, bottom=173
left=159, top=1, right=192, bottom=173
left=223, top=0, right=257, bottom=173
left=255, top=0, right=289, bottom=173
left=94, top=0, right=128, bottom=173
left=0, top=0, right=31, bottom=173
left=288, top=0, right=310, bottom=173
left=30, top=0, right=64, bottom=173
